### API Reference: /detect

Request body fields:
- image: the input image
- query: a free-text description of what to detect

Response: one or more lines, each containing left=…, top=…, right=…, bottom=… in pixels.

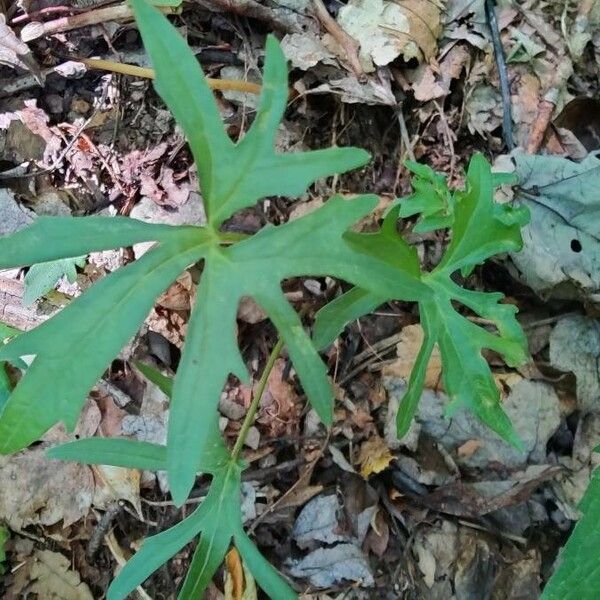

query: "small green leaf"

left=541, top=467, right=600, bottom=599
left=23, top=256, right=86, bottom=305
left=47, top=439, right=168, bottom=471
left=399, top=161, right=454, bottom=233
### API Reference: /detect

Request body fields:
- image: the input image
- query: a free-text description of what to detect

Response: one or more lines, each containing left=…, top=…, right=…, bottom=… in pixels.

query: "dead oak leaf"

left=337, top=0, right=444, bottom=72
left=358, top=435, right=394, bottom=477
left=6, top=549, right=93, bottom=599
left=0, top=445, right=94, bottom=530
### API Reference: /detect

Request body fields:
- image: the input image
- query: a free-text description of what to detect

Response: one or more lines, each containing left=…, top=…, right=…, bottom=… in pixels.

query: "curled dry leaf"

left=358, top=435, right=394, bottom=477
left=0, top=16, right=43, bottom=83
left=256, top=358, right=301, bottom=437
left=92, top=464, right=143, bottom=518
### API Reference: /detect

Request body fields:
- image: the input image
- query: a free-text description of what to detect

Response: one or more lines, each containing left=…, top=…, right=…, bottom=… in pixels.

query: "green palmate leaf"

left=315, top=154, right=529, bottom=447
left=167, top=195, right=429, bottom=504
left=0, top=227, right=212, bottom=454
left=132, top=0, right=368, bottom=228
left=542, top=466, right=600, bottom=599
left=23, top=255, right=86, bottom=306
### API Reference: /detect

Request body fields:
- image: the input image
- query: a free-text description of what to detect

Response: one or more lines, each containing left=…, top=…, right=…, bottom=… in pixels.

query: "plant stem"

left=231, top=338, right=284, bottom=461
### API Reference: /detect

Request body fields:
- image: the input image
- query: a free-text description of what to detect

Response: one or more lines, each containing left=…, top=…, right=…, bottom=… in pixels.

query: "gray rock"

left=0, top=188, right=34, bottom=236
left=385, top=377, right=561, bottom=469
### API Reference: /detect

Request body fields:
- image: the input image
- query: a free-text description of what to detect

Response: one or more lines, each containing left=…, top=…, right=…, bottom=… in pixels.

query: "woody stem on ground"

left=76, top=58, right=264, bottom=95
left=231, top=338, right=284, bottom=461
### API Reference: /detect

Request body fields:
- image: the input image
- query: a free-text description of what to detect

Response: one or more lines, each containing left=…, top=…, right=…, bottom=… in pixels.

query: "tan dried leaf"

left=383, top=324, right=443, bottom=388
left=92, top=464, right=143, bottom=518
left=0, top=446, right=94, bottom=529
left=337, top=0, right=445, bottom=72
left=7, top=549, right=93, bottom=599
left=256, top=359, right=301, bottom=437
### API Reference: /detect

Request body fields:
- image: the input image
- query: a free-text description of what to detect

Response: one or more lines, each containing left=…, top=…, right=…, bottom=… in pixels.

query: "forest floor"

left=1, top=0, right=600, bottom=598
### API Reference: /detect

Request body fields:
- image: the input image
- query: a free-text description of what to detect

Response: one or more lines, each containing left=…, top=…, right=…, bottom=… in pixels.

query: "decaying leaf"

left=337, top=0, right=445, bottom=72
left=0, top=445, right=94, bottom=529
left=511, top=151, right=600, bottom=304
left=550, top=314, right=600, bottom=410
left=6, top=549, right=93, bottom=599
left=287, top=543, right=374, bottom=588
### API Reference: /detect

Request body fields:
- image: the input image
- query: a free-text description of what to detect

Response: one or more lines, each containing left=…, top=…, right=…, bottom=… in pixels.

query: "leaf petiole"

left=231, top=338, right=284, bottom=461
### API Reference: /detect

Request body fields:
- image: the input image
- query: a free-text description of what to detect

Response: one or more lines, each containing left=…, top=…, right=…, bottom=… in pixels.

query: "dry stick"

left=484, top=0, right=514, bottom=150
left=231, top=338, right=284, bottom=461
left=78, top=57, right=263, bottom=95
left=20, top=2, right=178, bottom=42
left=311, top=0, right=366, bottom=83
left=525, top=89, right=558, bottom=154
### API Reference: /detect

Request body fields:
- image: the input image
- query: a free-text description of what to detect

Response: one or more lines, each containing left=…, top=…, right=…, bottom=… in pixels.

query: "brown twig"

left=526, top=89, right=558, bottom=154
left=20, top=2, right=178, bottom=42
left=78, top=57, right=263, bottom=96
left=311, top=0, right=366, bottom=83
left=86, top=502, right=123, bottom=561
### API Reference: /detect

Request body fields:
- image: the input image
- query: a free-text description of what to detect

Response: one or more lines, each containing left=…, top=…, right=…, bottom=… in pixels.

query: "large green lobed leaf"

left=315, top=154, right=530, bottom=447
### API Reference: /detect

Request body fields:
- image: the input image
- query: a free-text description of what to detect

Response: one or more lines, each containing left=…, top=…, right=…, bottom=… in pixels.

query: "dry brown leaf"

left=156, top=270, right=194, bottom=311
left=0, top=445, right=94, bottom=529
left=358, top=435, right=394, bottom=477
left=92, top=464, right=142, bottom=518
left=7, top=549, right=93, bottom=599
left=256, top=359, right=301, bottom=437
left=147, top=307, right=187, bottom=348
left=237, top=296, right=267, bottom=324
left=457, top=439, right=484, bottom=458
left=225, top=548, right=244, bottom=600
left=383, top=324, right=443, bottom=388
